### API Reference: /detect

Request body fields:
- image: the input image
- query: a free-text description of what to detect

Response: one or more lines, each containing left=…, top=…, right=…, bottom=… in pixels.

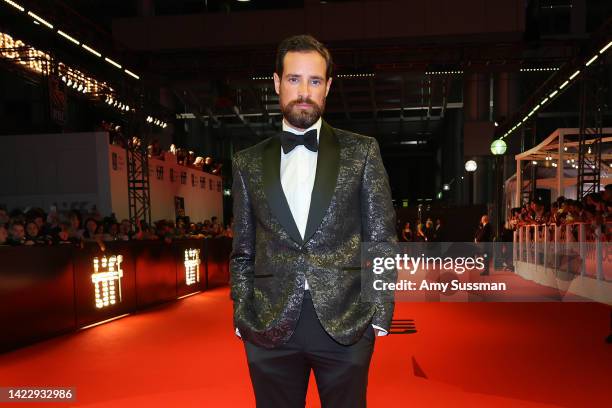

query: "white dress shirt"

left=236, top=118, right=387, bottom=337
left=280, top=118, right=321, bottom=290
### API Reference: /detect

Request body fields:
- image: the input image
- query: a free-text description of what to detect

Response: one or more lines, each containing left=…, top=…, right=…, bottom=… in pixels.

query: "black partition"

left=0, top=238, right=229, bottom=353
left=0, top=246, right=76, bottom=351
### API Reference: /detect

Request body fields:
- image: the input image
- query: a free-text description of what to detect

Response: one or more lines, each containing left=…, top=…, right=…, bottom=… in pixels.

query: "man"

left=230, top=35, right=396, bottom=408
left=474, top=214, right=493, bottom=275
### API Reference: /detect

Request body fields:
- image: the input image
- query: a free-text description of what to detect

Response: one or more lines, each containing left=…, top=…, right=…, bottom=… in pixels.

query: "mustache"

left=288, top=97, right=317, bottom=107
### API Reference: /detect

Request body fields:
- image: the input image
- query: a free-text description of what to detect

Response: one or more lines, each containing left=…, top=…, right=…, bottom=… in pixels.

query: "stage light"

left=124, top=69, right=139, bottom=80
left=600, top=41, right=612, bottom=54
left=27, top=11, right=53, bottom=29
left=549, top=90, right=558, bottom=98
left=104, top=57, right=122, bottom=69
left=443, top=184, right=450, bottom=191
left=82, top=44, right=101, bottom=57
left=585, top=55, right=598, bottom=66
left=77, top=84, right=83, bottom=91
left=57, top=30, right=79, bottom=45
left=107, top=98, right=113, bottom=105
left=559, top=80, right=569, bottom=89
left=532, top=161, right=537, bottom=165
left=2, top=0, right=25, bottom=12
left=564, top=146, right=568, bottom=151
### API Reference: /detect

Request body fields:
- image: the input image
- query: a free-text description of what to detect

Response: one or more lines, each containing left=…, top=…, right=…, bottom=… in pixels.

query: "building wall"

left=0, top=131, right=112, bottom=215
left=0, top=132, right=223, bottom=223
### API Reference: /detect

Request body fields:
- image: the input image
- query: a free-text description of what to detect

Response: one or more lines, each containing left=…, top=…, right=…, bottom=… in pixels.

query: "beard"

left=281, top=96, right=325, bottom=129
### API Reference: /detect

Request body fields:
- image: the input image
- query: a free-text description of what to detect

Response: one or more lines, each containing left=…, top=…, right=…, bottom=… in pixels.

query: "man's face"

left=274, top=51, right=332, bottom=130
left=11, top=224, right=24, bottom=239
left=26, top=222, right=38, bottom=237
left=481, top=216, right=489, bottom=224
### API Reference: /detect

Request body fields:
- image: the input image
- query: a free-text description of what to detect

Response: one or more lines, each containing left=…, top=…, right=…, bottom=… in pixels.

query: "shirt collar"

left=282, top=117, right=322, bottom=143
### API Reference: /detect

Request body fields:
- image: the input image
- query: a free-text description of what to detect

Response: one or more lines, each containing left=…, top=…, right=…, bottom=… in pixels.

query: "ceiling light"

left=104, top=57, right=122, bottom=69
left=124, top=69, right=140, bottom=80
left=2, top=0, right=25, bottom=12
left=585, top=55, right=598, bottom=66
left=82, top=44, right=101, bottom=57
left=27, top=11, right=53, bottom=29
left=569, top=70, right=580, bottom=80
left=57, top=30, right=79, bottom=45
left=600, top=41, right=612, bottom=54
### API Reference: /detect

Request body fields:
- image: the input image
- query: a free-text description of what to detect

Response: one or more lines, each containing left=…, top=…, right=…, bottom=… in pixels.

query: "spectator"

left=0, top=224, right=9, bottom=246
left=82, top=218, right=101, bottom=241
left=9, top=222, right=33, bottom=246
left=400, top=222, right=413, bottom=242
left=25, top=221, right=50, bottom=245
left=210, top=216, right=222, bottom=237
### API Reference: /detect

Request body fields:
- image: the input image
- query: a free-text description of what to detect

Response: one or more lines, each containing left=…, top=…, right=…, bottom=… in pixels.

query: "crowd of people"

left=398, top=218, right=445, bottom=242
left=504, top=184, right=612, bottom=242
left=0, top=206, right=232, bottom=247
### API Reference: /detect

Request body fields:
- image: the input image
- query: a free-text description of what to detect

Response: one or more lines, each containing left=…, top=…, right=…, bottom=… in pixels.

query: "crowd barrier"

left=512, top=222, right=612, bottom=304
left=0, top=238, right=232, bottom=353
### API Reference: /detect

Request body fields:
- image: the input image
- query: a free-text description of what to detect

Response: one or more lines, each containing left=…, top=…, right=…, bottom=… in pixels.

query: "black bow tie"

left=280, top=129, right=318, bottom=154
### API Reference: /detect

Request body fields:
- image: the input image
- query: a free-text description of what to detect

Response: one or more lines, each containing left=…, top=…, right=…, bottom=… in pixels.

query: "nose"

left=297, top=79, right=309, bottom=99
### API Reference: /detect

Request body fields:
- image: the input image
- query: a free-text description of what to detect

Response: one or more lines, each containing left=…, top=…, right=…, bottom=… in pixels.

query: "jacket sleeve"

left=229, top=155, right=255, bottom=306
left=360, top=137, right=397, bottom=331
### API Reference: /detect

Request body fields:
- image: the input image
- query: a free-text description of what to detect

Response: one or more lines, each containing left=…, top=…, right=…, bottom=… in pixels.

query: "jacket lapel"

left=262, top=136, right=303, bottom=245
left=303, top=121, right=340, bottom=243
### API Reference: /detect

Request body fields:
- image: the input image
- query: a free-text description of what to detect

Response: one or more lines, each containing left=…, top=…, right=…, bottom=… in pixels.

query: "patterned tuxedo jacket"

left=230, top=120, right=397, bottom=348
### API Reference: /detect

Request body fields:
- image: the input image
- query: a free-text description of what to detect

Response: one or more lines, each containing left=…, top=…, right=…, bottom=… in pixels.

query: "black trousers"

left=243, top=291, right=375, bottom=408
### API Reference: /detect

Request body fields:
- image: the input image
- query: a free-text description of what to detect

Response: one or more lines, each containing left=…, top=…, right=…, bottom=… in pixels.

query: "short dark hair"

left=275, top=34, right=333, bottom=79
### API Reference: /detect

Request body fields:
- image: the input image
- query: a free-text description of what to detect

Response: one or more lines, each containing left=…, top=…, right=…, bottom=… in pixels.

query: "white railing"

left=513, top=222, right=611, bottom=282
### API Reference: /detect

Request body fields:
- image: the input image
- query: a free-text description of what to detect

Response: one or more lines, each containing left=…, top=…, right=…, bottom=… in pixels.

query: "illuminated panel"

left=184, top=249, right=201, bottom=286
left=92, top=255, right=124, bottom=309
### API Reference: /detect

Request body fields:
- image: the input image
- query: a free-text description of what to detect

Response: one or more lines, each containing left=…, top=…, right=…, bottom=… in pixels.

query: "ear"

left=325, top=76, right=333, bottom=97
left=273, top=72, right=281, bottom=95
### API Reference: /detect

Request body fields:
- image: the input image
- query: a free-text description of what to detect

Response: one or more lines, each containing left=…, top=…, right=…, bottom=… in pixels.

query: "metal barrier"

left=513, top=222, right=611, bottom=282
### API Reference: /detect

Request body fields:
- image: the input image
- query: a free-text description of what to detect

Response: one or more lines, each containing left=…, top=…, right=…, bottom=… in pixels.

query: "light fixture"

left=2, top=0, right=25, bottom=12
left=490, top=139, right=507, bottom=155
left=442, top=184, right=450, bottom=191
left=27, top=11, right=53, bottom=29
left=569, top=70, right=580, bottom=80
left=104, top=57, right=122, bottom=69
left=600, top=41, right=612, bottom=54
left=465, top=160, right=477, bottom=172
left=82, top=43, right=101, bottom=57
left=532, top=161, right=537, bottom=165
left=124, top=69, right=140, bottom=80
left=57, top=30, right=79, bottom=45
left=585, top=55, right=598, bottom=67
left=559, top=80, right=569, bottom=89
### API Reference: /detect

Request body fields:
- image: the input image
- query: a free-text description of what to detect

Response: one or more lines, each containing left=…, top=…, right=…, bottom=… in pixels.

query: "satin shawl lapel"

left=303, top=121, right=340, bottom=243
left=262, top=136, right=303, bottom=245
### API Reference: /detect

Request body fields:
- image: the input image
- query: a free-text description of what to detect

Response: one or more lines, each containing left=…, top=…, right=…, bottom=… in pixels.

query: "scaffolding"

left=577, top=64, right=605, bottom=200
left=127, top=137, right=152, bottom=229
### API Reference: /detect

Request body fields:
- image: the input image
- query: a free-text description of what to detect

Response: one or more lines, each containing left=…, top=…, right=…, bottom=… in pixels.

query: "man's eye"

left=288, top=77, right=298, bottom=83
left=311, top=80, right=321, bottom=86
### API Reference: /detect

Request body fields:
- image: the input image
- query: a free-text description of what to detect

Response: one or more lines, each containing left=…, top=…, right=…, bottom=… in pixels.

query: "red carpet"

left=0, top=285, right=610, bottom=407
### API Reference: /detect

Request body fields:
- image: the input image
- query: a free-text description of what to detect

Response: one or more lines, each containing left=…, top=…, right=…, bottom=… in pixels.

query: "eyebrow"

left=285, top=74, right=325, bottom=80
